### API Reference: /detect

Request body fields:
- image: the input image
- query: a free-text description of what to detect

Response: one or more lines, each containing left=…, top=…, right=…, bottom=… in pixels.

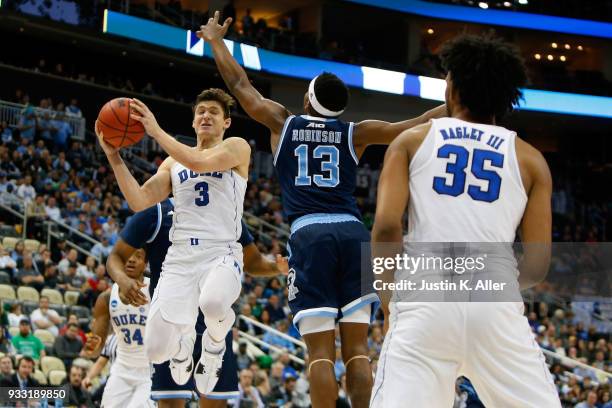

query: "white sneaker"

left=194, top=331, right=225, bottom=394
left=169, top=332, right=196, bottom=385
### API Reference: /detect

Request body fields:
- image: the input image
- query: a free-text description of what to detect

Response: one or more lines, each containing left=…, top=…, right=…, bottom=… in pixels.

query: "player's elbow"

left=372, top=220, right=402, bottom=242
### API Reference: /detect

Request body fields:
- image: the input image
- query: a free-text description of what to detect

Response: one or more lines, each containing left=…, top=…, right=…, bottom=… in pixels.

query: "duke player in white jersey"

left=85, top=248, right=153, bottom=407
left=96, top=89, right=250, bottom=395
left=371, top=34, right=561, bottom=407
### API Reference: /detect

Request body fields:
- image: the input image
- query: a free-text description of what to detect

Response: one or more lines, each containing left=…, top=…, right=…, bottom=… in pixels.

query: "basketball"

left=96, top=97, right=145, bottom=148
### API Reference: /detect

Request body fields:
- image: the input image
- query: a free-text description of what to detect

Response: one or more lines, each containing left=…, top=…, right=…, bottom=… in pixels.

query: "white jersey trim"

left=509, top=135, right=528, bottom=201
left=347, top=122, right=359, bottom=165
left=146, top=203, right=162, bottom=244
left=273, top=115, right=296, bottom=166
left=408, top=121, right=436, bottom=177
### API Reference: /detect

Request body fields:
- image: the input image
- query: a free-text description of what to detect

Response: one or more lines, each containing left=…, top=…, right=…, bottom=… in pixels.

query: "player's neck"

left=452, top=107, right=496, bottom=126
left=196, top=135, right=223, bottom=150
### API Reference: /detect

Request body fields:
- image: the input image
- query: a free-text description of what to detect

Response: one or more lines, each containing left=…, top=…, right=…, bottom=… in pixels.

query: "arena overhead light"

left=518, top=0, right=528, bottom=4
left=564, top=44, right=571, bottom=49
left=547, top=54, right=554, bottom=61
left=478, top=2, right=489, bottom=9
left=503, top=1, right=511, bottom=6
left=534, top=53, right=541, bottom=60
left=577, top=45, right=583, bottom=50
left=427, top=28, right=435, bottom=34
left=551, top=42, right=558, bottom=48
left=560, top=56, right=566, bottom=62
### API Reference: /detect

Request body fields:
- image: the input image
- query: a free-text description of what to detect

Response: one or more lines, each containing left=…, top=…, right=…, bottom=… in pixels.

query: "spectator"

left=43, top=263, right=60, bottom=288
left=11, top=319, right=46, bottom=361
left=0, top=328, right=14, bottom=354
left=59, top=314, right=87, bottom=344
left=26, top=195, right=47, bottom=218
left=265, top=294, right=286, bottom=323
left=58, top=249, right=79, bottom=274
left=236, top=339, right=253, bottom=370
left=16, top=252, right=45, bottom=291
left=54, top=322, right=83, bottom=369
left=30, top=296, right=62, bottom=336
left=51, top=113, right=72, bottom=152
left=1, top=122, right=13, bottom=145
left=575, top=391, right=598, bottom=408
left=270, top=375, right=297, bottom=407
left=78, top=256, right=96, bottom=279
left=90, top=236, right=112, bottom=260
left=45, top=196, right=62, bottom=221
left=233, top=369, right=264, bottom=408
left=242, top=8, right=254, bottom=36
left=8, top=303, right=26, bottom=327
left=65, top=98, right=82, bottom=118
left=17, top=106, right=36, bottom=143
left=0, top=246, right=17, bottom=276
left=0, top=356, right=13, bottom=381
left=10, top=240, right=25, bottom=265
left=0, top=356, right=39, bottom=389
left=16, top=175, right=36, bottom=205
left=269, top=362, right=284, bottom=391
left=58, top=262, right=86, bottom=293
left=62, top=365, right=94, bottom=407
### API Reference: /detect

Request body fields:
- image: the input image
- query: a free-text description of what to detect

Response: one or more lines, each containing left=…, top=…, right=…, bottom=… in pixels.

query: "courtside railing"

left=0, top=99, right=86, bottom=141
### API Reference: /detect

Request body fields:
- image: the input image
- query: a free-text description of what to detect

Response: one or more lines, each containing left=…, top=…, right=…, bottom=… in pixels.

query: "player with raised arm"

left=198, top=11, right=446, bottom=408
left=96, top=89, right=251, bottom=395
left=84, top=248, right=153, bottom=407
left=370, top=34, right=560, bottom=407
left=106, top=197, right=288, bottom=408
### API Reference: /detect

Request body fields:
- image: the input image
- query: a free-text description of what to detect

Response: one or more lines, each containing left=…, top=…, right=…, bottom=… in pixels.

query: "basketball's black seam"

left=97, top=118, right=143, bottom=134
left=109, top=100, right=127, bottom=126
left=120, top=100, right=130, bottom=147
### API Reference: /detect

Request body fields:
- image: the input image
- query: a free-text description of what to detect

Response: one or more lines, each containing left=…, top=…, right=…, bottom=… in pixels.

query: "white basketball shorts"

left=370, top=302, right=561, bottom=408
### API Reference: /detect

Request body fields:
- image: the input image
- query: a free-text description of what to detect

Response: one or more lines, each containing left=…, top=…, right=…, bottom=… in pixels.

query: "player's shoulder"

left=224, top=137, right=251, bottom=151
left=158, top=156, right=177, bottom=171
left=391, top=122, right=432, bottom=153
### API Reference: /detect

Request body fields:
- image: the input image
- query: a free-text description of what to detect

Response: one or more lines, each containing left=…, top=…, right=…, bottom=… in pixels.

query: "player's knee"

left=199, top=291, right=230, bottom=320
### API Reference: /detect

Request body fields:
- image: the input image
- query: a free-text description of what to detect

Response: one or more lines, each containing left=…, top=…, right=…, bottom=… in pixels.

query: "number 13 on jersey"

left=294, top=144, right=340, bottom=187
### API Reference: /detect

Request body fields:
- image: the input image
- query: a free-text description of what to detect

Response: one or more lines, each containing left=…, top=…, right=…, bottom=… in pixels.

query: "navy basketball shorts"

left=151, top=312, right=239, bottom=401
left=287, top=217, right=379, bottom=327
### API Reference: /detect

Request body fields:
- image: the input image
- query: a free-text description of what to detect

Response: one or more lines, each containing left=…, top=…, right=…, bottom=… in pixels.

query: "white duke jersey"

left=169, top=161, right=247, bottom=244
left=407, top=118, right=527, bottom=243
left=109, top=278, right=150, bottom=369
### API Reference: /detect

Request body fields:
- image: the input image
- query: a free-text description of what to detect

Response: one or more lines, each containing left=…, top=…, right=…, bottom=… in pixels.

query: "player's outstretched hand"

left=129, top=98, right=163, bottom=138
left=95, top=120, right=119, bottom=156
left=196, top=10, right=232, bottom=42
left=118, top=277, right=148, bottom=306
left=276, top=254, right=289, bottom=276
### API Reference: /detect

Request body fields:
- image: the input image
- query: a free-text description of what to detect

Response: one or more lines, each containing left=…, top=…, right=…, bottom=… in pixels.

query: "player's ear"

left=224, top=117, right=232, bottom=129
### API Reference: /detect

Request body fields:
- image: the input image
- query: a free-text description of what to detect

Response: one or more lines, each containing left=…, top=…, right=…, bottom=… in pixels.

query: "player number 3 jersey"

left=169, top=162, right=247, bottom=244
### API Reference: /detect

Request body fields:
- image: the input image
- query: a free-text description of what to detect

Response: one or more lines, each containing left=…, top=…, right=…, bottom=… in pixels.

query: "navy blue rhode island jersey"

left=120, top=199, right=254, bottom=297
left=274, top=115, right=362, bottom=224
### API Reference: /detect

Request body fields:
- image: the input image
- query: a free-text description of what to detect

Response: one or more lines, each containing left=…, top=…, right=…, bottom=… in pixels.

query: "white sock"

left=203, top=330, right=225, bottom=354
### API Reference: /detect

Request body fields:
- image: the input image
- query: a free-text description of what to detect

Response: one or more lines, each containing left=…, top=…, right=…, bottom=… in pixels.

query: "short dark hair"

left=18, top=356, right=34, bottom=368
left=440, top=34, right=527, bottom=119
left=311, top=72, right=349, bottom=116
left=193, top=88, right=235, bottom=119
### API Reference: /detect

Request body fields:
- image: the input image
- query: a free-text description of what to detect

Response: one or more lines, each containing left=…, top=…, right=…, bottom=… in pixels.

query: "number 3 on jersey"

left=433, top=145, right=504, bottom=203
left=194, top=181, right=209, bottom=206
left=294, top=144, right=339, bottom=187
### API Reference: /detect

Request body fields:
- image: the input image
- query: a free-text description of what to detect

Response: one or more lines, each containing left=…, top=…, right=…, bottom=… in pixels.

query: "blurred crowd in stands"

left=0, top=88, right=609, bottom=407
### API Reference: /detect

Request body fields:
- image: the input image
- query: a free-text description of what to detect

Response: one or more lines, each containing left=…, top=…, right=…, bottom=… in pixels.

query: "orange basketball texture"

left=96, top=98, right=145, bottom=148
